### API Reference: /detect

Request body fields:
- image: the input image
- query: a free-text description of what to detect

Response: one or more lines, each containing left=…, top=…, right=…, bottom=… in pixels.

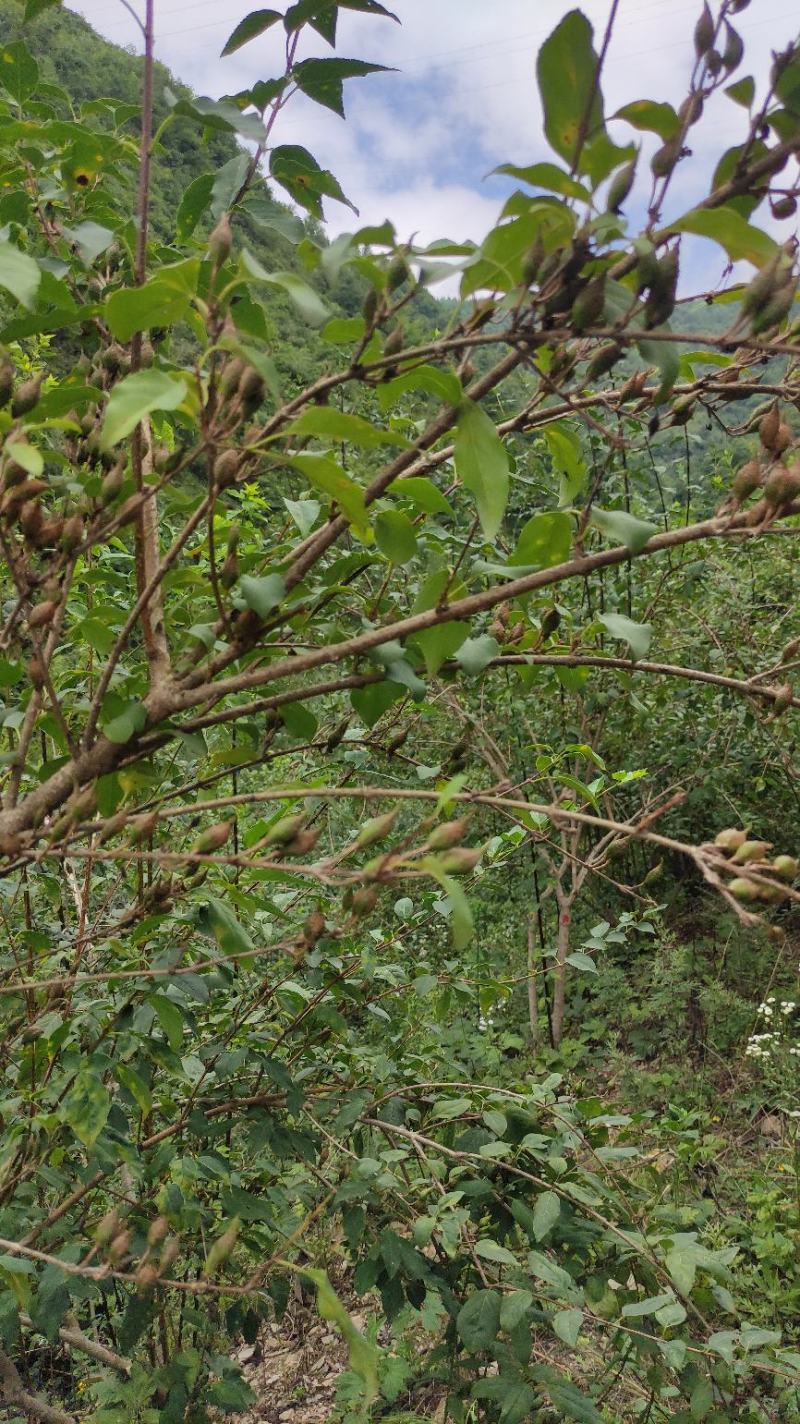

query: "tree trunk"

left=551, top=901, right=572, bottom=1048
left=527, top=919, right=539, bottom=1052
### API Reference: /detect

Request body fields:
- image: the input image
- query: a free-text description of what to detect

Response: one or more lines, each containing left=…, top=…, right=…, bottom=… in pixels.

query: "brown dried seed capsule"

left=694, top=1, right=714, bottom=56
left=218, top=356, right=246, bottom=398
left=351, top=885, right=380, bottom=915
left=427, top=818, right=469, bottom=850
left=387, top=255, right=410, bottom=292
left=238, top=365, right=265, bottom=404
left=61, top=514, right=85, bottom=550
left=383, top=324, right=405, bottom=357
left=586, top=342, right=622, bottom=380
left=95, top=1208, right=123, bottom=1246
left=303, top=910, right=326, bottom=944
left=771, top=195, right=797, bottom=221
left=28, top=600, right=57, bottom=629
left=1, top=477, right=47, bottom=517
left=220, top=552, right=239, bottom=588
left=192, top=820, right=234, bottom=855
left=731, top=458, right=763, bottom=502
left=135, top=1263, right=160, bottom=1296
left=107, top=1230, right=132, bottom=1265
left=159, top=1239, right=180, bottom=1273
left=770, top=681, right=793, bottom=715
left=772, top=422, right=793, bottom=455
left=0, top=362, right=14, bottom=407
left=101, top=461, right=125, bottom=504
left=147, top=1215, right=170, bottom=1248
left=764, top=462, right=800, bottom=507
left=19, top=500, right=43, bottom=540
left=286, top=828, right=320, bottom=857
left=27, top=655, right=46, bottom=688
left=438, top=846, right=483, bottom=874
left=11, top=375, right=43, bottom=418
left=213, top=449, right=241, bottom=488
left=759, top=403, right=781, bottom=452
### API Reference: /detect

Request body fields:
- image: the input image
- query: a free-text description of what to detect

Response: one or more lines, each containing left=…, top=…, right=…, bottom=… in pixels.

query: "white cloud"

left=65, top=0, right=799, bottom=275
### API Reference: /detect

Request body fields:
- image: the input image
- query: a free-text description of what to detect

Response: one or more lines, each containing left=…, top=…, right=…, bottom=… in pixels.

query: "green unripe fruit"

left=771, top=855, right=798, bottom=881
left=714, top=827, right=748, bottom=852
left=383, top=324, right=405, bottom=357
left=650, top=139, right=681, bottom=179
left=606, top=157, right=637, bottom=214
left=731, top=839, right=772, bottom=864
left=264, top=813, right=306, bottom=847
left=101, top=461, right=125, bottom=504
left=771, top=195, right=797, bottom=220
left=192, top=819, right=234, bottom=855
left=362, top=287, right=379, bottom=325
left=427, top=818, right=469, bottom=850
left=387, top=255, right=410, bottom=292
left=571, top=275, right=606, bottom=333
left=209, top=213, right=232, bottom=265
left=586, top=342, right=622, bottom=381
left=728, top=877, right=760, bottom=902
left=355, top=810, right=398, bottom=849
left=203, top=1218, right=240, bottom=1278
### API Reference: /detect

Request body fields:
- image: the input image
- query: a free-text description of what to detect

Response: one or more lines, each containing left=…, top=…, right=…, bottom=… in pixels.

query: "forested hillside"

left=0, top=1, right=797, bottom=1422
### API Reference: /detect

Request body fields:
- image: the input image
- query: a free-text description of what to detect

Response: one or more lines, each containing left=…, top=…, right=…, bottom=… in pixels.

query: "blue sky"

left=66, top=0, right=799, bottom=291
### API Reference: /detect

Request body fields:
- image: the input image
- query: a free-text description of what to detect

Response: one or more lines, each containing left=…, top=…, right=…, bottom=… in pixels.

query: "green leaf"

left=283, top=497, right=320, bottom=535
left=196, top=897, right=254, bottom=956
left=544, top=1377, right=604, bottom=1423
left=176, top=173, right=214, bottom=241
left=565, top=951, right=598, bottom=974
left=6, top=441, right=43, bottom=476
left=115, top=1063, right=152, bottom=1116
left=164, top=89, right=267, bottom=143
left=665, top=1248, right=696, bottom=1295
left=589, top=506, right=657, bottom=553
left=536, top=11, right=603, bottom=168
left=221, top=8, right=281, bottom=56
left=63, top=221, right=114, bottom=265
left=291, top=453, right=368, bottom=534
left=302, top=1267, right=378, bottom=1403
left=670, top=206, right=778, bottom=268
left=599, top=612, right=652, bottom=661
left=457, top=1288, right=502, bottom=1351
left=102, top=700, right=147, bottom=745
left=62, top=1069, right=110, bottom=1149
left=242, top=250, right=329, bottom=326
left=454, top=399, right=509, bottom=539
left=456, top=635, right=500, bottom=676
left=210, top=153, right=250, bottom=220
left=270, top=144, right=356, bottom=218
left=0, top=239, right=40, bottom=311
left=100, top=370, right=188, bottom=450
left=475, top=1239, right=517, bottom=1267
left=500, top=1290, right=533, bottom=1331
left=239, top=573, right=286, bottom=618
left=375, top=509, right=417, bottom=565
left=527, top=1249, right=578, bottom=1298
left=377, top=363, right=462, bottom=409
left=637, top=335, right=680, bottom=400
left=105, top=260, right=199, bottom=341
left=614, top=100, right=680, bottom=140
left=285, top=406, right=408, bottom=447
left=0, top=41, right=38, bottom=104
left=726, top=76, right=755, bottom=108
left=622, top=1293, right=675, bottom=1318
left=424, top=862, right=474, bottom=950
left=546, top=423, right=586, bottom=505
left=412, top=622, right=469, bottom=676
left=149, top=994, right=185, bottom=1051
left=532, top=1190, right=560, bottom=1241
left=510, top=510, right=572, bottom=567
left=394, top=476, right=453, bottom=516
left=293, top=57, right=391, bottom=118
left=472, top=1378, right=538, bottom=1424
left=553, top=1307, right=583, bottom=1347
left=493, top=161, right=591, bottom=201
